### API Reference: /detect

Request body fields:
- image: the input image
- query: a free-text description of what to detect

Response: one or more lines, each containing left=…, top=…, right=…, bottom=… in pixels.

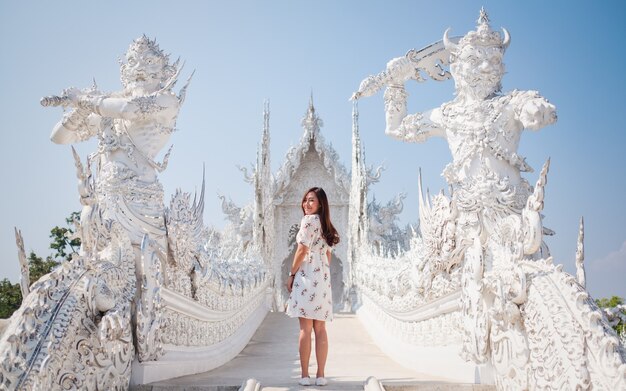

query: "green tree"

left=49, top=211, right=81, bottom=260
left=596, top=296, right=626, bottom=336
left=27, top=252, right=60, bottom=284
left=596, top=295, right=623, bottom=309
left=0, top=213, right=80, bottom=319
left=0, top=279, right=22, bottom=318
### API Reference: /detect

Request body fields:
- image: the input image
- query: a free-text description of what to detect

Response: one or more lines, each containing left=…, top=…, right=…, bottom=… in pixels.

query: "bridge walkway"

left=142, top=312, right=490, bottom=391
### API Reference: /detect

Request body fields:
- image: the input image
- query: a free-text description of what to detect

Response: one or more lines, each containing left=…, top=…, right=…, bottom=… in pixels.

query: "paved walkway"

left=147, top=312, right=459, bottom=390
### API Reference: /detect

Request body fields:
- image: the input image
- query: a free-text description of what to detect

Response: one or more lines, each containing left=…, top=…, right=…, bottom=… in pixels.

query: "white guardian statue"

left=353, top=9, right=626, bottom=390
left=0, top=36, right=192, bottom=390
left=44, top=35, right=191, bottom=364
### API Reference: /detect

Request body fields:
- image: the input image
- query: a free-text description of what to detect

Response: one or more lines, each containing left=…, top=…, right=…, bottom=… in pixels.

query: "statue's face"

left=452, top=45, right=504, bottom=100
left=120, top=49, right=166, bottom=94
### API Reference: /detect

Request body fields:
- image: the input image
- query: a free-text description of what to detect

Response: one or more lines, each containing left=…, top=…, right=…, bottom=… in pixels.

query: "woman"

left=286, top=187, right=340, bottom=386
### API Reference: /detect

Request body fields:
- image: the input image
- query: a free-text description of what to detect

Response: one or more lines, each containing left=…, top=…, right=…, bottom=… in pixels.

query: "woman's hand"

left=286, top=275, right=295, bottom=293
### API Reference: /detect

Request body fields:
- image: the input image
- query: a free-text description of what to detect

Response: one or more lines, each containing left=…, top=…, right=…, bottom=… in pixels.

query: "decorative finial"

left=15, top=227, right=30, bottom=298
left=262, top=99, right=270, bottom=146
left=575, top=217, right=586, bottom=287
left=263, top=98, right=270, bottom=114
left=301, top=96, right=323, bottom=138
left=478, top=7, right=489, bottom=25
left=308, top=91, right=315, bottom=114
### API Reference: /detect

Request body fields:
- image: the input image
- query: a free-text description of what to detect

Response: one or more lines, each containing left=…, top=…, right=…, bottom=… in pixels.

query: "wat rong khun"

left=0, top=9, right=624, bottom=391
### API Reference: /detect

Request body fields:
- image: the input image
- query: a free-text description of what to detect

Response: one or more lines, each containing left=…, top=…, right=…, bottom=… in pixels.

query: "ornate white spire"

left=575, top=217, right=586, bottom=287
left=347, top=100, right=372, bottom=299
left=349, top=101, right=368, bottom=249
left=254, top=100, right=273, bottom=266
left=260, top=99, right=271, bottom=169
left=301, top=93, right=323, bottom=141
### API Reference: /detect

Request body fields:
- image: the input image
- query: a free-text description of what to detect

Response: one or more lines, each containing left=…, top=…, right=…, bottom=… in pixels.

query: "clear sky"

left=0, top=1, right=624, bottom=300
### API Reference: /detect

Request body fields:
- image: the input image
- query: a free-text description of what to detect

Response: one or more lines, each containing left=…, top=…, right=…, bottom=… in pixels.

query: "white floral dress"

left=286, top=214, right=333, bottom=321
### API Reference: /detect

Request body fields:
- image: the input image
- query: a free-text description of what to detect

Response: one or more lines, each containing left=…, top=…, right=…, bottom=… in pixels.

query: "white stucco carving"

left=353, top=8, right=626, bottom=390
left=0, top=36, right=270, bottom=389
left=0, top=222, right=136, bottom=390
left=14, top=229, right=30, bottom=299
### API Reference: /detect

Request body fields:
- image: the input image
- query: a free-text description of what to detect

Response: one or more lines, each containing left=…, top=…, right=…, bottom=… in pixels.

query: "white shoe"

left=315, top=377, right=328, bottom=386
left=299, top=377, right=311, bottom=386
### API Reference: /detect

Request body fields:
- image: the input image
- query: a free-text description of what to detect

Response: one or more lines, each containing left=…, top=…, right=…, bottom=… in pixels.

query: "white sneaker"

left=315, top=377, right=328, bottom=386
left=299, top=377, right=311, bottom=386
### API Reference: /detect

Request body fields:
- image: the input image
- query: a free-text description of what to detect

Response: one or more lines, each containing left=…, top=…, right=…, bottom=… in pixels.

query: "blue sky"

left=0, top=1, right=624, bottom=300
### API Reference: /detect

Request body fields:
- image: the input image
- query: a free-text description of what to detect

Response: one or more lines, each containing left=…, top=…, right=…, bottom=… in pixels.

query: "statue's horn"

left=443, top=28, right=457, bottom=51
left=502, top=27, right=511, bottom=51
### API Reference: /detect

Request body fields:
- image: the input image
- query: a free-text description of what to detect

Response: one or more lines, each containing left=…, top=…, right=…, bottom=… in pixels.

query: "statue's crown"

left=119, top=35, right=179, bottom=89
left=462, top=8, right=507, bottom=49
left=444, top=8, right=510, bottom=54
left=126, top=35, right=169, bottom=63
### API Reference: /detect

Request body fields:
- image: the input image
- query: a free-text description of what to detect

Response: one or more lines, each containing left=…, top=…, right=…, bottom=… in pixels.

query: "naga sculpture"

left=353, top=8, right=626, bottom=390
left=0, top=36, right=191, bottom=390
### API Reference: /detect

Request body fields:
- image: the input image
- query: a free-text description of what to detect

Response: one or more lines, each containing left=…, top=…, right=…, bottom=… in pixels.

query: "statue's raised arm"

left=44, top=36, right=191, bottom=182
left=351, top=38, right=460, bottom=144
left=354, top=8, right=557, bottom=186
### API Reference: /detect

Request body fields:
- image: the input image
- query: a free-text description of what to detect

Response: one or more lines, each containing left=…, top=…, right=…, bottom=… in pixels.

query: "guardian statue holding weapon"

left=353, top=9, right=567, bottom=389
left=0, top=35, right=193, bottom=391
left=41, top=35, right=192, bottom=364
left=42, top=35, right=195, bottom=276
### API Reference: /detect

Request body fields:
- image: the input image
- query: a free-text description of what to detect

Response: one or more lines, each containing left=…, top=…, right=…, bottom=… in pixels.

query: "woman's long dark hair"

left=301, top=187, right=340, bottom=247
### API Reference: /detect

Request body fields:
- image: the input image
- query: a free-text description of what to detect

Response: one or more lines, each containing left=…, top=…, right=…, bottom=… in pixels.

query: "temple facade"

left=247, top=99, right=352, bottom=311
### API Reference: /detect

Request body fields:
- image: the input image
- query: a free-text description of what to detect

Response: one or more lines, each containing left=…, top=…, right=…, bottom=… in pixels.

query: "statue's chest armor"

left=107, top=119, right=171, bottom=158
left=442, top=99, right=518, bottom=156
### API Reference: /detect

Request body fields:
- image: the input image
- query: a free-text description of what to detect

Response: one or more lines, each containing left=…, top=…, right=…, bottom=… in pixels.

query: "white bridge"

left=143, top=312, right=482, bottom=390
left=1, top=10, right=625, bottom=391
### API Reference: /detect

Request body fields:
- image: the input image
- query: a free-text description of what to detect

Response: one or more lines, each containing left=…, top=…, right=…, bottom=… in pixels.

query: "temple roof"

left=272, top=98, right=350, bottom=203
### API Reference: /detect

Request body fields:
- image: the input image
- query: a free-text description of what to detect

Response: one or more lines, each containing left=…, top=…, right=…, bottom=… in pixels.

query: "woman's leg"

left=298, top=317, right=313, bottom=378
left=312, top=320, right=328, bottom=378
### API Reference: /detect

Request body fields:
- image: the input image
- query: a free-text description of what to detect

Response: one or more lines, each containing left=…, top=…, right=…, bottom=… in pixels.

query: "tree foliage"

left=0, top=279, right=22, bottom=319
left=596, top=295, right=626, bottom=336
left=49, top=212, right=81, bottom=260
left=27, top=252, right=60, bottom=285
left=0, top=213, right=80, bottom=319
left=596, top=295, right=624, bottom=309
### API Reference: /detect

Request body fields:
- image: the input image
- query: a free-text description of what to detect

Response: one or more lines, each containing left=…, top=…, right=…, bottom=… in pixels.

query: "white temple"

left=250, top=98, right=352, bottom=312
left=222, top=97, right=409, bottom=314
left=0, top=10, right=625, bottom=391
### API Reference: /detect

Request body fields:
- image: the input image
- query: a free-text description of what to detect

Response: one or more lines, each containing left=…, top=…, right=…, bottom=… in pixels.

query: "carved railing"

left=353, top=243, right=485, bottom=382
left=132, top=188, right=271, bottom=385
left=0, top=186, right=271, bottom=389
left=134, top=270, right=270, bottom=385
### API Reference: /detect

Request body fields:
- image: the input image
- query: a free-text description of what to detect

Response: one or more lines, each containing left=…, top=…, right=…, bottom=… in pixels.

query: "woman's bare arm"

left=286, top=243, right=309, bottom=292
